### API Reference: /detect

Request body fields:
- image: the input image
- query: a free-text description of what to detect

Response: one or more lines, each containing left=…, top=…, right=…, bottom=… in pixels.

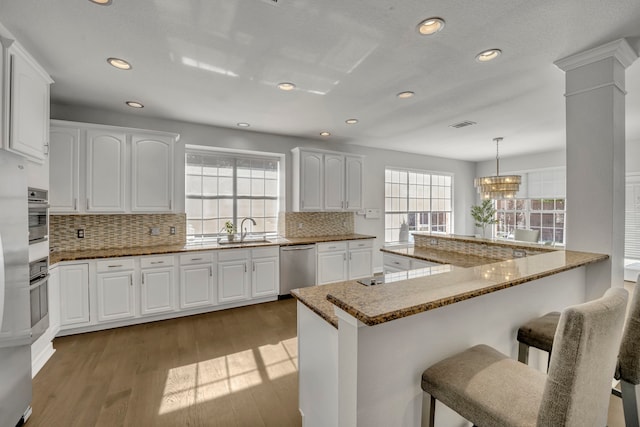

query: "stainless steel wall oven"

left=29, top=257, right=49, bottom=342
left=28, top=187, right=48, bottom=244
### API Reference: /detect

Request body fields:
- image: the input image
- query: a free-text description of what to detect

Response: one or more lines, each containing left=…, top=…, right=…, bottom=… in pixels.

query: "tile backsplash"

left=278, top=212, right=354, bottom=237
left=413, top=234, right=549, bottom=259
left=50, top=214, right=187, bottom=251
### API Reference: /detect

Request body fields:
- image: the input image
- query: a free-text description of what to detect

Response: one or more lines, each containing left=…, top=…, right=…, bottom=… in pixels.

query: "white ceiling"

left=1, top=0, right=640, bottom=161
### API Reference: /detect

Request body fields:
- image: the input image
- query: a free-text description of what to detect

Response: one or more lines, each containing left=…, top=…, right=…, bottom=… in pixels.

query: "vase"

left=227, top=234, right=235, bottom=242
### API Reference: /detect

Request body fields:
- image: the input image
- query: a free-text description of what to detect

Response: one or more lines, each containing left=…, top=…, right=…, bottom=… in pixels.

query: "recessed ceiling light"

left=319, top=131, right=331, bottom=137
left=126, top=101, right=144, bottom=108
left=417, top=17, right=445, bottom=35
left=237, top=122, right=250, bottom=127
left=345, top=119, right=358, bottom=124
left=90, top=0, right=112, bottom=5
left=277, top=82, right=296, bottom=91
left=397, top=91, right=415, bottom=99
left=476, top=49, right=502, bottom=62
left=107, top=57, right=132, bottom=70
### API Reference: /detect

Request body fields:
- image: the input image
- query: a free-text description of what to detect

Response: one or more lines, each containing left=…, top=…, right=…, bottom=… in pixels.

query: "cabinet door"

left=218, top=260, right=250, bottom=303
left=345, top=156, right=364, bottom=210
left=141, top=267, right=175, bottom=315
left=86, top=129, right=126, bottom=212
left=252, top=256, right=279, bottom=298
left=59, top=264, right=90, bottom=326
left=96, top=271, right=135, bottom=322
left=317, top=251, right=347, bottom=285
left=324, top=154, right=344, bottom=210
left=8, top=45, right=50, bottom=162
left=348, top=249, right=373, bottom=280
left=300, top=150, right=323, bottom=211
left=49, top=126, right=80, bottom=212
left=131, top=134, right=174, bottom=212
left=179, top=264, right=213, bottom=309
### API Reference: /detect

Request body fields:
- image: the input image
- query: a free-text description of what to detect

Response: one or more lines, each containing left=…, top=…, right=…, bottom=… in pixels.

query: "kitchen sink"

left=217, top=236, right=271, bottom=245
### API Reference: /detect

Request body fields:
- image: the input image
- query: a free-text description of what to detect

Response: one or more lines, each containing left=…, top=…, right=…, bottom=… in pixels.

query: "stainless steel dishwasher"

left=279, top=244, right=316, bottom=296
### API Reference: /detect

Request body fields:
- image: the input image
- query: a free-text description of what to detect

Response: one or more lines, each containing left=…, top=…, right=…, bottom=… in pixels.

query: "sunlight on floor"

left=158, top=337, right=298, bottom=415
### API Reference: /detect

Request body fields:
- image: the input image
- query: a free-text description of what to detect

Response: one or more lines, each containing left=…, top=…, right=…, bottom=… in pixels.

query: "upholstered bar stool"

left=517, top=277, right=640, bottom=427
left=420, top=288, right=628, bottom=427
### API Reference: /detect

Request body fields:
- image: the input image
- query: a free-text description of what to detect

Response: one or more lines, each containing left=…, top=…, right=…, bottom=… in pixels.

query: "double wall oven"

left=29, top=257, right=49, bottom=342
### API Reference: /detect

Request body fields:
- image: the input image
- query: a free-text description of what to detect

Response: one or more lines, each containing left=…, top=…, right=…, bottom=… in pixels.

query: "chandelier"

left=474, top=137, right=521, bottom=200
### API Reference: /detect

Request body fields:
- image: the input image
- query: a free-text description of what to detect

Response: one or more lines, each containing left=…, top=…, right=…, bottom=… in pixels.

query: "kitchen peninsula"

left=292, top=235, right=609, bottom=427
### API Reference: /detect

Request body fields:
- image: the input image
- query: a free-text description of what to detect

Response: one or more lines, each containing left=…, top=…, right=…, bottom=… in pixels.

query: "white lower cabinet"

left=251, top=247, right=279, bottom=298
left=140, top=255, right=175, bottom=315
left=383, top=252, right=440, bottom=274
left=218, top=249, right=251, bottom=303
left=179, top=252, right=215, bottom=309
left=317, top=240, right=374, bottom=285
left=59, top=263, right=90, bottom=327
left=96, top=270, right=135, bottom=322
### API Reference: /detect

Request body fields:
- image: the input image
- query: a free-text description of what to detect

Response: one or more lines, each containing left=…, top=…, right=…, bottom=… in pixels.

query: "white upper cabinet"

left=345, top=155, right=364, bottom=211
left=324, top=154, right=345, bottom=210
left=131, top=134, right=174, bottom=212
left=1, top=38, right=52, bottom=163
left=49, top=120, right=179, bottom=214
left=86, top=129, right=127, bottom=212
left=49, top=126, right=80, bottom=212
left=292, top=147, right=364, bottom=212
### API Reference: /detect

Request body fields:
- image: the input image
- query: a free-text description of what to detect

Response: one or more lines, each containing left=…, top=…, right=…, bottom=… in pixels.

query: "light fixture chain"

left=494, top=137, right=503, bottom=177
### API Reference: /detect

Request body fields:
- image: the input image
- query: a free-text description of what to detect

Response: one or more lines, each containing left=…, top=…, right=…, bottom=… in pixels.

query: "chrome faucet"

left=240, top=217, right=257, bottom=242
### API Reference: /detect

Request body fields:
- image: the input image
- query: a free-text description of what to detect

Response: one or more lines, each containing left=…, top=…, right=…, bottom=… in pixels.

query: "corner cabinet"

left=1, top=37, right=53, bottom=163
left=59, top=263, right=90, bottom=327
left=292, top=148, right=364, bottom=212
left=49, top=120, right=180, bottom=214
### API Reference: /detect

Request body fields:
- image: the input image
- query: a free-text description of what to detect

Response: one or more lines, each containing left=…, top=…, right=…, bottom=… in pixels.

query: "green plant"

left=224, top=220, right=235, bottom=234
left=470, top=200, right=497, bottom=237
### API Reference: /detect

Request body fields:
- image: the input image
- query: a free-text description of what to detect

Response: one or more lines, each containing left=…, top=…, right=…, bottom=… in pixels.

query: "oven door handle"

left=29, top=274, right=49, bottom=291
left=28, top=203, right=50, bottom=209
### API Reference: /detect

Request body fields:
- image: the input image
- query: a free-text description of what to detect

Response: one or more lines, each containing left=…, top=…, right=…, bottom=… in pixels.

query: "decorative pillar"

left=555, top=39, right=637, bottom=298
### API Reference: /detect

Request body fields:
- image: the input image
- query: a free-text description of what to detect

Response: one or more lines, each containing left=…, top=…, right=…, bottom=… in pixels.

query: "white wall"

left=628, top=138, right=640, bottom=174
left=475, top=148, right=566, bottom=178
left=51, top=104, right=477, bottom=269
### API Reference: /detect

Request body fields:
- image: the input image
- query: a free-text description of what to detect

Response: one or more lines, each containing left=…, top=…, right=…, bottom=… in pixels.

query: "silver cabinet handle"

left=108, top=264, right=123, bottom=268
left=209, top=266, right=212, bottom=277
left=130, top=274, right=133, bottom=286
left=244, top=263, right=247, bottom=272
left=74, top=198, right=77, bottom=211
left=346, top=201, right=349, bottom=209
left=141, top=273, right=144, bottom=285
left=393, top=261, right=400, bottom=265
left=169, top=199, right=172, bottom=210
left=86, top=198, right=90, bottom=210
left=349, top=252, right=352, bottom=260
left=150, top=261, right=164, bottom=264
left=329, top=246, right=337, bottom=249
left=253, top=262, right=256, bottom=272
left=343, top=253, right=346, bottom=261
left=191, top=258, right=203, bottom=261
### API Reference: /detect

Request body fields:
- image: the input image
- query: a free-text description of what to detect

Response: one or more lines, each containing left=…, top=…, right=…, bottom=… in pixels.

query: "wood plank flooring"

left=29, top=298, right=301, bottom=427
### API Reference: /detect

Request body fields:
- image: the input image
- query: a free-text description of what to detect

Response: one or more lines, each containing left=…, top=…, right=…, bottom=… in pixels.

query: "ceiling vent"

left=449, top=120, right=477, bottom=129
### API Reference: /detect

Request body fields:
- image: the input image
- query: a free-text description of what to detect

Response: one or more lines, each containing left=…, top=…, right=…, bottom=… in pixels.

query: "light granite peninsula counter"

left=292, top=234, right=610, bottom=427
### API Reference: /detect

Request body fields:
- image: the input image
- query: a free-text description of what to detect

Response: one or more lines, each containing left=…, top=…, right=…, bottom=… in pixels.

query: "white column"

left=555, top=39, right=638, bottom=297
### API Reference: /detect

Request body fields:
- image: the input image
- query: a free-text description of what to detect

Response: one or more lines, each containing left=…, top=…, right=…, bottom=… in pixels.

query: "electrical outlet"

left=342, top=221, right=347, bottom=227
left=169, top=226, right=176, bottom=235
left=513, top=249, right=527, bottom=258
left=150, top=227, right=160, bottom=236
left=77, top=229, right=84, bottom=239
left=429, top=238, right=438, bottom=245
left=298, top=223, right=303, bottom=229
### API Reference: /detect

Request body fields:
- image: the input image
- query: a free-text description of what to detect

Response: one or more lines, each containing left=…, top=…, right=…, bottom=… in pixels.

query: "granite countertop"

left=49, top=233, right=375, bottom=264
left=381, top=246, right=501, bottom=268
left=412, top=232, right=558, bottom=252
left=292, top=250, right=608, bottom=328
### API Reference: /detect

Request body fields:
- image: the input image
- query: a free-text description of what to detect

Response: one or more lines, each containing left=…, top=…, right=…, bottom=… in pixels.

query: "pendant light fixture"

left=474, top=137, right=521, bottom=200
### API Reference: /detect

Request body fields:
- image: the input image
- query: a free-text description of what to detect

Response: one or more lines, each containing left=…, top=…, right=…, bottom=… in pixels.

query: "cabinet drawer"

left=348, top=239, right=373, bottom=250
left=218, top=249, right=250, bottom=262
left=179, top=252, right=214, bottom=265
left=140, top=255, right=175, bottom=269
left=317, top=241, right=347, bottom=253
left=383, top=254, right=410, bottom=270
left=96, top=258, right=135, bottom=272
left=251, top=246, right=279, bottom=259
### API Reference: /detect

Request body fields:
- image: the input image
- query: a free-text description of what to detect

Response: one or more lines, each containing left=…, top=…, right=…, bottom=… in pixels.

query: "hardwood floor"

left=30, top=298, right=301, bottom=427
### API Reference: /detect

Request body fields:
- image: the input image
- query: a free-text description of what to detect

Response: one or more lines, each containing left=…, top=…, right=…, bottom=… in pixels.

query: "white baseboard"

left=31, top=343, right=55, bottom=378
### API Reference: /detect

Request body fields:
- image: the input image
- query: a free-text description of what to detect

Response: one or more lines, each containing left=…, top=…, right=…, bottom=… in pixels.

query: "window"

left=384, top=168, right=453, bottom=243
left=185, top=148, right=281, bottom=240
left=495, top=198, right=565, bottom=244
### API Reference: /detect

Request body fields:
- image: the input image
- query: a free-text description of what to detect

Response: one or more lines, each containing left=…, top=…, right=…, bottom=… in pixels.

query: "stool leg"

left=621, top=380, right=640, bottom=427
left=421, top=392, right=436, bottom=427
left=517, top=342, right=529, bottom=364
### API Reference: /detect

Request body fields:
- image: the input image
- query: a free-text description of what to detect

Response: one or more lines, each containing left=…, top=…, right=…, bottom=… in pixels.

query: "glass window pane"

left=237, top=178, right=251, bottom=196
left=251, top=179, right=265, bottom=196
left=185, top=175, right=202, bottom=195
left=219, top=199, right=233, bottom=218
left=530, top=213, right=541, bottom=227
left=556, top=199, right=565, bottom=210
left=265, top=200, right=278, bottom=217
left=202, top=219, right=219, bottom=235
left=542, top=213, right=554, bottom=227
left=218, top=177, right=233, bottom=196
left=237, top=199, right=251, bottom=218
left=186, top=164, right=202, bottom=175
left=531, top=199, right=542, bottom=210
left=202, top=199, right=218, bottom=218
left=543, top=199, right=554, bottom=210
left=265, top=180, right=278, bottom=197
left=237, top=159, right=251, bottom=177
left=252, top=200, right=265, bottom=217
left=202, top=176, right=218, bottom=196
left=187, top=219, right=202, bottom=235
left=185, top=199, right=202, bottom=218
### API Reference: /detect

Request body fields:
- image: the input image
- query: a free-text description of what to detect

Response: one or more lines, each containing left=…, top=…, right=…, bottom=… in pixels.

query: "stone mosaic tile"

left=278, top=211, right=354, bottom=237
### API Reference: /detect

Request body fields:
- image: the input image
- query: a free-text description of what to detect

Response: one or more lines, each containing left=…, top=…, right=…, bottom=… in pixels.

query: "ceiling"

left=2, top=0, right=640, bottom=161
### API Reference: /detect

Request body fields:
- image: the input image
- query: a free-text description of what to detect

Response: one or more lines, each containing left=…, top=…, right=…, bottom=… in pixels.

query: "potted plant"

left=470, top=200, right=497, bottom=238
left=224, top=220, right=236, bottom=242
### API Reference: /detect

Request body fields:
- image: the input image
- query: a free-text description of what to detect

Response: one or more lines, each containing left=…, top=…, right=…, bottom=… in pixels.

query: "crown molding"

left=554, top=38, right=638, bottom=71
